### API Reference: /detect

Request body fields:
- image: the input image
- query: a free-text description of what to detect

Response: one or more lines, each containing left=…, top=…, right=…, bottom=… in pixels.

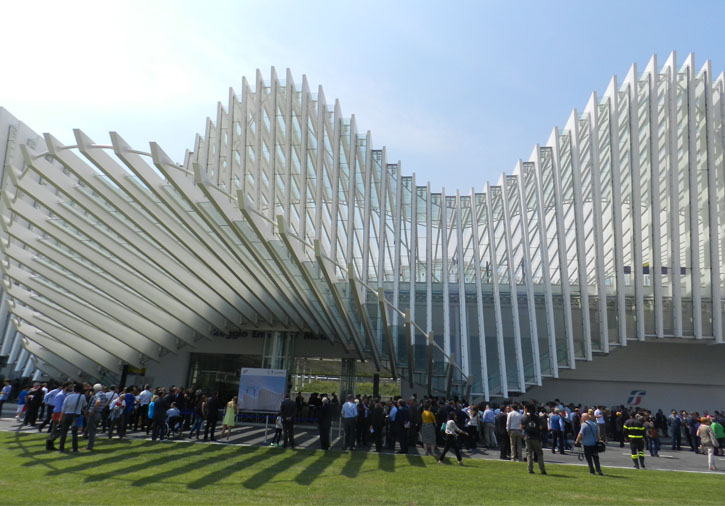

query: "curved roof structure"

left=1, top=52, right=724, bottom=399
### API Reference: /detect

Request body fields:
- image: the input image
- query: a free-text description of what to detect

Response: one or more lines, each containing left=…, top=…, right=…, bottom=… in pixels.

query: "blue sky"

left=2, top=0, right=724, bottom=191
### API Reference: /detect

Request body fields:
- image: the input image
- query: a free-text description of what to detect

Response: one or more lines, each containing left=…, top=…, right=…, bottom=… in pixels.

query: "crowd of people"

left=1, top=379, right=722, bottom=472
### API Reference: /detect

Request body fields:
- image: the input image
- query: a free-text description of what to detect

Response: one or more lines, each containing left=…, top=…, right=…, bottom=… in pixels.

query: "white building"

left=1, top=53, right=724, bottom=410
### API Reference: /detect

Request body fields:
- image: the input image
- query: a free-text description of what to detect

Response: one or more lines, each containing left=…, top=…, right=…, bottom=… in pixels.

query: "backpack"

left=524, top=417, right=540, bottom=438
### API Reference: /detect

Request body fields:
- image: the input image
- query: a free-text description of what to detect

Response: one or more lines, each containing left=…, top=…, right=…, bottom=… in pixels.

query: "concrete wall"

left=520, top=340, right=725, bottom=412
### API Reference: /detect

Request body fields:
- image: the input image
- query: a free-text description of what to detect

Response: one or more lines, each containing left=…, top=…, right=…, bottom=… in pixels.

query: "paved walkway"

left=2, top=413, right=722, bottom=475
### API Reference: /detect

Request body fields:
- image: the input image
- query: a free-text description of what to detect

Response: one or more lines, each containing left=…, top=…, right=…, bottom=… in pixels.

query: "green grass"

left=0, top=431, right=721, bottom=505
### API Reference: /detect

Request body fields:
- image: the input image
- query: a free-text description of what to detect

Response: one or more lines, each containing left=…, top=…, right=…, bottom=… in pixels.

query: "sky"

left=2, top=0, right=725, bottom=192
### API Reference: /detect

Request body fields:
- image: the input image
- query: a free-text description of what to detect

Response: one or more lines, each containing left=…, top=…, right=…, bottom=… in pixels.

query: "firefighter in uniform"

left=623, top=413, right=646, bottom=469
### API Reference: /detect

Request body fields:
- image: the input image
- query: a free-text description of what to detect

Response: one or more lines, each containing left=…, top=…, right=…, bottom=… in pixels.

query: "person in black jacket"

left=396, top=399, right=410, bottom=454
left=371, top=399, right=386, bottom=452
left=495, top=406, right=510, bottom=460
left=318, top=396, right=333, bottom=450
left=280, top=393, right=297, bottom=449
left=151, top=390, right=169, bottom=441
left=203, top=393, right=219, bottom=442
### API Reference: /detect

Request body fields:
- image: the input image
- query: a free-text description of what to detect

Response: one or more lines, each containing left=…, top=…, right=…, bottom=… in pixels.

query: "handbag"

left=596, top=441, right=606, bottom=453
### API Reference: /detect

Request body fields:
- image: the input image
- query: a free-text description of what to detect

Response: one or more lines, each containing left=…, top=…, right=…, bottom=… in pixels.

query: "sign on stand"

left=238, top=367, right=286, bottom=413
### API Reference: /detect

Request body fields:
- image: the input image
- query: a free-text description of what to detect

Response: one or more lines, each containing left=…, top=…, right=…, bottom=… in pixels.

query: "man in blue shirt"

left=550, top=408, right=566, bottom=455
left=37, top=385, right=60, bottom=432
left=120, top=386, right=135, bottom=438
left=575, top=413, right=603, bottom=475
left=387, top=400, right=398, bottom=450
left=340, top=395, right=358, bottom=451
left=45, top=382, right=71, bottom=451
left=481, top=404, right=497, bottom=448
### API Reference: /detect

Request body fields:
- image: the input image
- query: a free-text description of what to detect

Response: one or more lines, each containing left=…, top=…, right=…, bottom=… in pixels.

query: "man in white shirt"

left=341, top=395, right=358, bottom=451
left=0, top=380, right=11, bottom=418
left=136, top=384, right=153, bottom=433
left=507, top=403, right=525, bottom=462
left=594, top=407, right=607, bottom=442
left=57, top=383, right=87, bottom=453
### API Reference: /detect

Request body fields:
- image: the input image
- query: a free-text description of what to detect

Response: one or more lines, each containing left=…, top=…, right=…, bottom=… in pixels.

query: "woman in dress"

left=419, top=401, right=437, bottom=457
left=696, top=417, right=719, bottom=471
left=220, top=395, right=238, bottom=441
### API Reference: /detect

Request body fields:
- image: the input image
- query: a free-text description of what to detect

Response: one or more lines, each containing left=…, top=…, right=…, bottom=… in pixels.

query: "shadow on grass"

left=243, top=450, right=313, bottom=489
left=294, top=450, right=344, bottom=486
left=57, top=441, right=176, bottom=476
left=130, top=444, right=221, bottom=487
left=406, top=454, right=427, bottom=467
left=600, top=473, right=629, bottom=479
left=377, top=452, right=395, bottom=472
left=340, top=451, right=366, bottom=478
left=186, top=447, right=273, bottom=489
left=85, top=443, right=215, bottom=482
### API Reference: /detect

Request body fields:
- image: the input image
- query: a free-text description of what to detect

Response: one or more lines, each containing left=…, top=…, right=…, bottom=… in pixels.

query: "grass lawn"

left=0, top=431, right=721, bottom=505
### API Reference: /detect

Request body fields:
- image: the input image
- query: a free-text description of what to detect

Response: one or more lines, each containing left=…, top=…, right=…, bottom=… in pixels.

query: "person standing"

left=481, top=404, right=497, bottom=449
left=318, top=396, right=332, bottom=450
left=420, top=401, right=437, bottom=457
left=549, top=408, right=566, bottom=455
left=85, top=384, right=108, bottom=451
left=507, top=404, right=524, bottom=462
left=711, top=417, right=725, bottom=456
left=464, top=406, right=480, bottom=451
left=37, top=385, right=60, bottom=432
left=668, top=410, right=682, bottom=450
left=396, top=399, right=410, bottom=454
left=56, top=384, right=87, bottom=453
left=202, top=393, right=219, bottom=442
left=645, top=416, right=661, bottom=457
left=341, top=394, right=358, bottom=451
left=189, top=394, right=206, bottom=440
left=107, top=393, right=126, bottom=439
left=152, top=390, right=170, bottom=441
left=594, top=406, right=607, bottom=442
left=696, top=418, right=719, bottom=471
left=496, top=405, right=510, bottom=460
left=521, top=404, right=546, bottom=475
left=624, top=413, right=646, bottom=469
left=136, top=384, right=153, bottom=433
left=575, top=413, right=604, bottom=475
left=220, top=396, right=237, bottom=441
left=279, top=392, right=297, bottom=449
left=102, top=386, right=118, bottom=434
left=437, top=411, right=466, bottom=465
left=0, top=380, right=11, bottom=418
left=15, top=386, right=28, bottom=421
left=371, top=398, right=385, bottom=452
left=24, top=383, right=44, bottom=426
left=119, top=386, right=135, bottom=438
left=45, top=382, right=70, bottom=450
